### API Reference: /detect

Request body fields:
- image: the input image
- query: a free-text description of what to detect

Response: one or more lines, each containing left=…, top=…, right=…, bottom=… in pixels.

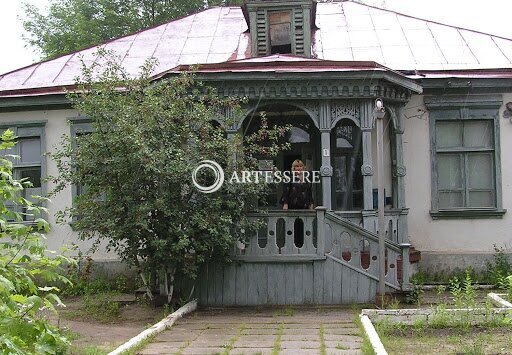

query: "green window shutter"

left=293, top=8, right=305, bottom=55
left=256, top=9, right=268, bottom=56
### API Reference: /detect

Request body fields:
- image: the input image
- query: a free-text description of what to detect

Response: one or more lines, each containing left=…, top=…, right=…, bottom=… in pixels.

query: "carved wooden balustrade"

left=234, top=207, right=411, bottom=290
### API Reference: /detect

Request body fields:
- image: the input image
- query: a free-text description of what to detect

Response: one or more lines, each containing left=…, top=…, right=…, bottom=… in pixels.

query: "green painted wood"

left=313, top=260, right=324, bottom=304
left=276, top=264, right=287, bottom=305
left=332, top=257, right=342, bottom=304
left=222, top=264, right=237, bottom=305
left=284, top=264, right=296, bottom=304
left=235, top=263, right=248, bottom=306
left=293, top=264, right=303, bottom=305
left=214, top=264, right=224, bottom=306
left=206, top=264, right=216, bottom=305
left=303, top=263, right=314, bottom=304
left=349, top=266, right=359, bottom=303
left=341, top=264, right=351, bottom=303
left=198, top=265, right=208, bottom=305
left=256, top=263, right=269, bottom=305
left=357, top=272, right=370, bottom=303
left=267, top=264, right=279, bottom=304
left=323, top=257, right=334, bottom=304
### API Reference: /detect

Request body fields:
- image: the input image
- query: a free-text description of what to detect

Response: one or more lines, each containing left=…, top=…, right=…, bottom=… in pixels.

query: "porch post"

left=360, top=101, right=375, bottom=211
left=319, top=101, right=332, bottom=210
left=391, top=106, right=409, bottom=244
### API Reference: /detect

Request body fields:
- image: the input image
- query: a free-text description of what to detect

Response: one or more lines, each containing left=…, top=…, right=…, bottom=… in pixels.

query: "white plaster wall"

left=404, top=94, right=512, bottom=253
left=0, top=109, right=115, bottom=260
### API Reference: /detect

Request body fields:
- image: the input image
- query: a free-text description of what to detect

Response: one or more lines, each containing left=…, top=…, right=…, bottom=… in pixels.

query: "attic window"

left=269, top=11, right=292, bottom=54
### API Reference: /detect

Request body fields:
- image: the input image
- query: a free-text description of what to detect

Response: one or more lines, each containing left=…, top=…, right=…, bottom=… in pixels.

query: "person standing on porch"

left=280, top=159, right=315, bottom=211
left=280, top=159, right=314, bottom=248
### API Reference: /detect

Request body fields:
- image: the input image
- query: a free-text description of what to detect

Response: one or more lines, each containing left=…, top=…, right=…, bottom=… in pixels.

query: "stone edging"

left=359, top=293, right=512, bottom=355
left=108, top=299, right=198, bottom=355
left=359, top=314, right=388, bottom=355
left=487, top=293, right=512, bottom=308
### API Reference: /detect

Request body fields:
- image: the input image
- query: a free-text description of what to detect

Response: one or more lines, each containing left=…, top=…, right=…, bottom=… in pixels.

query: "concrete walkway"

left=139, top=307, right=363, bottom=355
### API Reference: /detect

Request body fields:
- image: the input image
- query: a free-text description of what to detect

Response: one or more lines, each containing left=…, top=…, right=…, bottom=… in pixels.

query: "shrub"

left=0, top=130, right=73, bottom=354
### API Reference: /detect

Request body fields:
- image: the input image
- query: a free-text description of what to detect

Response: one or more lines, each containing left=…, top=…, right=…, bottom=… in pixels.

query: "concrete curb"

left=487, top=293, right=512, bottom=308
left=108, top=299, right=198, bottom=355
left=359, top=314, right=388, bottom=355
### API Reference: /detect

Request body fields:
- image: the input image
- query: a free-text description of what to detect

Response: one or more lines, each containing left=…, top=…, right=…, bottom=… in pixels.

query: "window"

left=0, top=123, right=45, bottom=222
left=70, top=119, right=92, bottom=201
left=331, top=119, right=363, bottom=211
left=427, top=96, right=505, bottom=218
left=269, top=11, right=292, bottom=54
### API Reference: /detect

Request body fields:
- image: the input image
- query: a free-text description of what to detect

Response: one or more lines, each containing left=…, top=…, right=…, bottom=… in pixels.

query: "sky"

left=1, top=0, right=512, bottom=75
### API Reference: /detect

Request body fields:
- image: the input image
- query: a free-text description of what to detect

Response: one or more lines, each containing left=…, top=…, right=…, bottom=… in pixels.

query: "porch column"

left=392, top=106, right=407, bottom=209
left=360, top=101, right=375, bottom=211
left=391, top=105, right=409, bottom=244
left=319, top=101, right=332, bottom=210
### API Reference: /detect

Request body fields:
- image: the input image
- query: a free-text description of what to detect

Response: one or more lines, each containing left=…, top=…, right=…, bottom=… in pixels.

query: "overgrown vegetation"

left=0, top=130, right=73, bottom=354
left=485, top=245, right=512, bottom=289
left=48, top=50, right=290, bottom=305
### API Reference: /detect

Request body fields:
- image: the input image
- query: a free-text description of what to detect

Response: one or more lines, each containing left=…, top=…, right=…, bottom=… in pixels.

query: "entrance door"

left=331, top=119, right=363, bottom=210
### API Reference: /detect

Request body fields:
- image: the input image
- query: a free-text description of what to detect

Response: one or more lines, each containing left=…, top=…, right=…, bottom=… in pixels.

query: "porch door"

left=331, top=119, right=363, bottom=210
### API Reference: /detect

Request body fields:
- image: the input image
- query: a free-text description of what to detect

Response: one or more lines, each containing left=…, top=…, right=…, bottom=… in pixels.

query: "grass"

left=62, top=292, right=122, bottom=323
left=271, top=323, right=284, bottom=355
left=272, top=305, right=295, bottom=317
left=319, top=323, right=326, bottom=355
left=353, top=312, right=375, bottom=355
left=121, top=334, right=157, bottom=355
left=221, top=323, right=247, bottom=355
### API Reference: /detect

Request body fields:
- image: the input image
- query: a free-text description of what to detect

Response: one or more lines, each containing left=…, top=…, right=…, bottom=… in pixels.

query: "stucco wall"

left=0, top=109, right=114, bottom=260
left=404, top=93, right=512, bottom=255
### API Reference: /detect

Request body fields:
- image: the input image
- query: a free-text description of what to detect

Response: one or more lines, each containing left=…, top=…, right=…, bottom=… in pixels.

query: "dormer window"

left=269, top=11, right=292, bottom=54
left=244, top=0, right=316, bottom=58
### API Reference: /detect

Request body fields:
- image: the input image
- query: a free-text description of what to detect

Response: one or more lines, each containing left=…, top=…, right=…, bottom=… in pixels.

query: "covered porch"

left=178, top=55, right=423, bottom=304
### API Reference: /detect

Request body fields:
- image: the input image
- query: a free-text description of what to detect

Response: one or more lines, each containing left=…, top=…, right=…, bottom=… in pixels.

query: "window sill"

left=430, top=208, right=507, bottom=219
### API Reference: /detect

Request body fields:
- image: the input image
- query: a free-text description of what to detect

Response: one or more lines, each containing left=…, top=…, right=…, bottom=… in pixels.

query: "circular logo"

left=192, top=160, right=225, bottom=193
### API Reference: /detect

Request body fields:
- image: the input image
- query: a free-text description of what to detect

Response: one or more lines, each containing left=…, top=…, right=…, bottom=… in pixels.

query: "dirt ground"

left=47, top=295, right=165, bottom=354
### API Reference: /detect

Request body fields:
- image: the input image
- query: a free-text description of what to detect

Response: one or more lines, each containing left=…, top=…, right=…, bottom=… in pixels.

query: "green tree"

left=0, top=130, right=73, bottom=354
left=22, top=0, right=244, bottom=59
left=49, top=50, right=288, bottom=303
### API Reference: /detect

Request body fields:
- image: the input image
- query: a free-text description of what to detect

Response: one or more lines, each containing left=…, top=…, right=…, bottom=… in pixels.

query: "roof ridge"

left=346, top=0, right=512, bottom=41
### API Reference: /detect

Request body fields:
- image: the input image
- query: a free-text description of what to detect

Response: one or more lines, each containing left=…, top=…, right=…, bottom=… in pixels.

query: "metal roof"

left=1, top=1, right=512, bottom=96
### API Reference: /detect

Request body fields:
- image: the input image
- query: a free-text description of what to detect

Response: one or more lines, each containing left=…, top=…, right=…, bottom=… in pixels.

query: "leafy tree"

left=49, top=50, right=289, bottom=303
left=0, top=130, right=73, bottom=354
left=22, top=0, right=244, bottom=59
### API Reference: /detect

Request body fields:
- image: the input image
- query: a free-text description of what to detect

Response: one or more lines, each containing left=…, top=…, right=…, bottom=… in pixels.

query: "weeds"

left=272, top=305, right=295, bottom=317
left=485, top=245, right=512, bottom=288
left=319, top=323, right=326, bottom=355
left=271, top=323, right=284, bottom=355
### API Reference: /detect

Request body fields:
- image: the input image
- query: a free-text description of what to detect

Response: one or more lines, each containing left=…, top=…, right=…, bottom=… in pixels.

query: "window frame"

left=0, top=121, right=46, bottom=222
left=69, top=118, right=93, bottom=204
left=427, top=95, right=506, bottom=219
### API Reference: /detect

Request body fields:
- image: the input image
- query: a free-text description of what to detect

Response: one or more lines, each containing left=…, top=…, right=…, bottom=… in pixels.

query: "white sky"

left=0, top=0, right=511, bottom=75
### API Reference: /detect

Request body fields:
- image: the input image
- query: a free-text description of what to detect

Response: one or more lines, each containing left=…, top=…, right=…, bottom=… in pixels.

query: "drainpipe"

left=374, top=99, right=386, bottom=298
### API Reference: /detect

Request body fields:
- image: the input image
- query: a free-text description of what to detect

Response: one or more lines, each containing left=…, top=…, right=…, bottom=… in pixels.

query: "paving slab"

left=138, top=307, right=363, bottom=354
left=280, top=340, right=321, bottom=349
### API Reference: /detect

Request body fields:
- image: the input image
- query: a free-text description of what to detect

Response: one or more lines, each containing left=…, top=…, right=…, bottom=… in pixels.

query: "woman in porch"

left=280, top=159, right=314, bottom=247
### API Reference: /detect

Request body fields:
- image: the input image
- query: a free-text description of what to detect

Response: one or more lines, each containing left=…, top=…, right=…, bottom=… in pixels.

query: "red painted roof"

left=1, top=2, right=512, bottom=97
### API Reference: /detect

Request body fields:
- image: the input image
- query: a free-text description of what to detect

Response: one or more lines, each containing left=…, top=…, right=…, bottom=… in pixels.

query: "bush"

left=0, top=130, right=73, bottom=354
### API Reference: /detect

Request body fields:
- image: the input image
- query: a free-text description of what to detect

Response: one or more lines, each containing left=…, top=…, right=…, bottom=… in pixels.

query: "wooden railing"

left=234, top=207, right=410, bottom=290
left=233, top=209, right=324, bottom=262
left=337, top=208, right=409, bottom=244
